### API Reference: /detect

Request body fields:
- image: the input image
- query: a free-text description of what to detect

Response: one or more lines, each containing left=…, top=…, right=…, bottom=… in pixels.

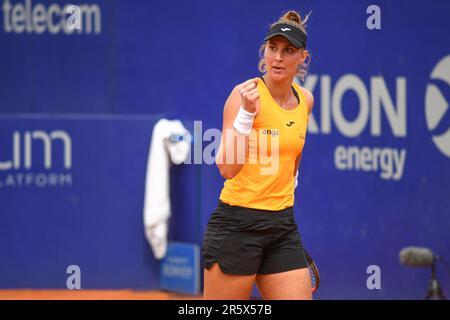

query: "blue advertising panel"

left=160, top=242, right=200, bottom=295
left=0, top=114, right=191, bottom=289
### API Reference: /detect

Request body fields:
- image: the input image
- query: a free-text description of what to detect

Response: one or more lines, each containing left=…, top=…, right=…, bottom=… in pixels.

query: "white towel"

left=143, top=118, right=191, bottom=259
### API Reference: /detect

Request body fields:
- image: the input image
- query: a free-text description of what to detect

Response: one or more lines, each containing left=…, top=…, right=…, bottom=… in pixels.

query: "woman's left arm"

left=293, top=88, right=315, bottom=184
left=301, top=87, right=315, bottom=116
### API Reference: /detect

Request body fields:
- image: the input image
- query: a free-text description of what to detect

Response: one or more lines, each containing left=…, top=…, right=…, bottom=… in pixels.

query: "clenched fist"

left=238, top=78, right=260, bottom=114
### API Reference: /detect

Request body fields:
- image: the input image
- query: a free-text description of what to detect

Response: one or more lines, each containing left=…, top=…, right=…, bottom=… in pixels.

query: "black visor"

left=264, top=23, right=307, bottom=49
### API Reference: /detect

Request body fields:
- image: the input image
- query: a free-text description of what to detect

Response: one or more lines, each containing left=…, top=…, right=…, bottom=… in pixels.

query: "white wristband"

left=233, top=106, right=256, bottom=135
left=294, top=170, right=299, bottom=189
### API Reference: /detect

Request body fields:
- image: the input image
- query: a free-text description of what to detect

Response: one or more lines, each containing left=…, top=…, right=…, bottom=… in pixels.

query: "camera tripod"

left=425, top=263, right=447, bottom=300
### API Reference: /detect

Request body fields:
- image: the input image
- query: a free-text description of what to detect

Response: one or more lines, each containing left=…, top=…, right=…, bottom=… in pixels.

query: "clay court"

left=0, top=290, right=201, bottom=300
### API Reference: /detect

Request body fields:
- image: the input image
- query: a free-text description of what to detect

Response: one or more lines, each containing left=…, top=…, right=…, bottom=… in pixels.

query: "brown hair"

left=258, top=10, right=311, bottom=82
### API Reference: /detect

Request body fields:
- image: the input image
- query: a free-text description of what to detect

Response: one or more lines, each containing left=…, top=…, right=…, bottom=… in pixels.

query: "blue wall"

left=1, top=0, right=449, bottom=299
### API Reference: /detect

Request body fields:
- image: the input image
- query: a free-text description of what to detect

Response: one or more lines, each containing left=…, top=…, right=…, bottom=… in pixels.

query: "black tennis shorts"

left=202, top=200, right=308, bottom=275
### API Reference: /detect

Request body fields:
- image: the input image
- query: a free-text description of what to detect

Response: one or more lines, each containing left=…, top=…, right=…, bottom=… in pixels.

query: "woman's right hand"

left=238, top=78, right=260, bottom=114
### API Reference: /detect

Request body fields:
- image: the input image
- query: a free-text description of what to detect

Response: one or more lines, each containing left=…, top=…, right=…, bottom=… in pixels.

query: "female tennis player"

left=202, top=10, right=315, bottom=300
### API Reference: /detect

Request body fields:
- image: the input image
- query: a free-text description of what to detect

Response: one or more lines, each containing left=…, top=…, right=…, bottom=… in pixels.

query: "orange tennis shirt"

left=219, top=79, right=310, bottom=211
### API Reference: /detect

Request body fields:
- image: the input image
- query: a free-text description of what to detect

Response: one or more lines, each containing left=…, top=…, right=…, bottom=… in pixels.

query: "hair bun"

left=283, top=10, right=301, bottom=24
